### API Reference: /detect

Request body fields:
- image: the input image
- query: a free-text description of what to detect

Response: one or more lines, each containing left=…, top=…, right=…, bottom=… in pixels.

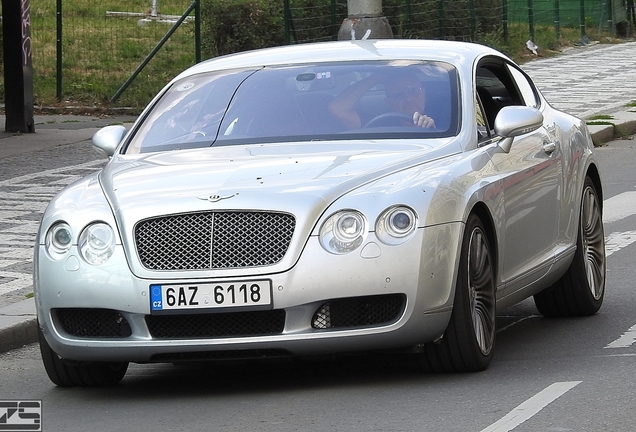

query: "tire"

left=534, top=176, right=605, bottom=317
left=417, top=214, right=496, bottom=372
left=38, top=325, right=128, bottom=387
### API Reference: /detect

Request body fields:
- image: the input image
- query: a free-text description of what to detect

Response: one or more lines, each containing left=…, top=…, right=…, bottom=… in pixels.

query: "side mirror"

left=92, top=125, right=127, bottom=157
left=494, top=106, right=543, bottom=153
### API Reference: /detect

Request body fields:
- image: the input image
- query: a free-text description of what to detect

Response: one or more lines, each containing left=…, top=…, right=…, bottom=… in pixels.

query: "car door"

left=477, top=58, right=562, bottom=294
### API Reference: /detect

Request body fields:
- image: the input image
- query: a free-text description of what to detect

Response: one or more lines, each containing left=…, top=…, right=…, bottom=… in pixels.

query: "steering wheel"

left=364, top=112, right=414, bottom=128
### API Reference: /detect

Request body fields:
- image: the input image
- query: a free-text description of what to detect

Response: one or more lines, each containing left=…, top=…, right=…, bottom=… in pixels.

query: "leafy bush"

left=201, top=0, right=285, bottom=58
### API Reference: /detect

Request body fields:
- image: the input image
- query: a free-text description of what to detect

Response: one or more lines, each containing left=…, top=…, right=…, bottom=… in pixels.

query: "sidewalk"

left=0, top=113, right=137, bottom=353
left=0, top=42, right=636, bottom=353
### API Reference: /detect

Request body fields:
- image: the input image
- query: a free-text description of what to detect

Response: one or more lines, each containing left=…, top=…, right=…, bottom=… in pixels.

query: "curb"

left=587, top=110, right=636, bottom=145
left=0, top=298, right=38, bottom=354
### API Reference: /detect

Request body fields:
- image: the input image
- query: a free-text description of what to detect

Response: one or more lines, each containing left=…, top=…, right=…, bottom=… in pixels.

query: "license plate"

left=150, top=280, right=272, bottom=313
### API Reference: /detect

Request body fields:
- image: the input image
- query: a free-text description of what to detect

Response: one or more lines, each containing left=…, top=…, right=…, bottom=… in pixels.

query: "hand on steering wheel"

left=413, top=112, right=436, bottom=128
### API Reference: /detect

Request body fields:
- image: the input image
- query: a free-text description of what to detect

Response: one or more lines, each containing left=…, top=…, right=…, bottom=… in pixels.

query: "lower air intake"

left=312, top=294, right=406, bottom=330
left=54, top=308, right=132, bottom=338
left=146, top=309, right=286, bottom=338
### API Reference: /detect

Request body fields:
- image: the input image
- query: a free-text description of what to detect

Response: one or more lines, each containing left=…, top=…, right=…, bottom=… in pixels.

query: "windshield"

left=124, top=61, right=459, bottom=155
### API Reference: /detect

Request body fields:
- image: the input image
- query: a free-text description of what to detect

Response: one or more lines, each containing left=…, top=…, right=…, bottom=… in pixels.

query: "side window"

left=476, top=98, right=491, bottom=141
left=506, top=65, right=540, bottom=108
left=475, top=58, right=537, bottom=132
left=475, top=67, right=508, bottom=130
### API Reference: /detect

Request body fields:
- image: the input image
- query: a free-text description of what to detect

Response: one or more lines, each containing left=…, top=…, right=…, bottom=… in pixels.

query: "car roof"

left=175, top=39, right=507, bottom=80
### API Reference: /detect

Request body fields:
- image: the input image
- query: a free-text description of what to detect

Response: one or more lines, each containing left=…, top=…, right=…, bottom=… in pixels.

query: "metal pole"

left=284, top=0, right=290, bottom=44
left=438, top=0, right=445, bottom=39
left=580, top=0, right=586, bottom=38
left=469, top=0, right=476, bottom=41
left=502, top=0, right=508, bottom=42
left=528, top=0, right=535, bottom=41
left=338, top=0, right=392, bottom=40
left=331, top=0, right=337, bottom=40
left=2, top=0, right=35, bottom=132
left=554, top=0, right=561, bottom=40
left=194, top=0, right=201, bottom=63
left=606, top=0, right=614, bottom=35
left=56, top=0, right=62, bottom=101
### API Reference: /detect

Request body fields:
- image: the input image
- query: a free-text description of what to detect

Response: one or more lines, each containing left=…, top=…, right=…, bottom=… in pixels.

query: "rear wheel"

left=417, top=214, right=496, bottom=372
left=38, top=325, right=128, bottom=387
left=534, top=176, right=605, bottom=317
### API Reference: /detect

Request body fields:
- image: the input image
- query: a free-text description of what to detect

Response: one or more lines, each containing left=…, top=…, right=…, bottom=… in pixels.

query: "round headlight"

left=376, top=206, right=418, bottom=245
left=319, top=210, right=367, bottom=254
left=45, top=222, right=73, bottom=258
left=79, top=223, right=116, bottom=265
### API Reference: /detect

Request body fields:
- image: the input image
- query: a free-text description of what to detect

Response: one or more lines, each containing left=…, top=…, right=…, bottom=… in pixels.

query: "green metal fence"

left=284, top=0, right=631, bottom=43
left=1, top=0, right=630, bottom=110
left=31, top=0, right=200, bottom=109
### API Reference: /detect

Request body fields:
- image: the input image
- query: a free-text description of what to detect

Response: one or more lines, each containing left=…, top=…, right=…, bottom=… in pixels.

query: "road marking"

left=480, top=381, right=582, bottom=432
left=605, top=230, right=636, bottom=257
left=605, top=323, right=636, bottom=349
left=603, top=191, right=636, bottom=223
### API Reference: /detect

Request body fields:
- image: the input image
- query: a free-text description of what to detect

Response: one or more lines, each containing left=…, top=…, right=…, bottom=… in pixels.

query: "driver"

left=329, top=69, right=436, bottom=130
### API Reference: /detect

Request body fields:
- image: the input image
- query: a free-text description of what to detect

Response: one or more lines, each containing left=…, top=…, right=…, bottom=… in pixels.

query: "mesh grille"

left=135, top=211, right=296, bottom=271
left=145, top=310, right=286, bottom=338
left=312, top=294, right=406, bottom=330
left=54, top=308, right=132, bottom=338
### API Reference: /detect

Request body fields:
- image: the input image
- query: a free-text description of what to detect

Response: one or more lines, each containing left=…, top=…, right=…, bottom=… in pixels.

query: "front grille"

left=145, top=309, right=286, bottom=338
left=312, top=294, right=406, bottom=330
left=54, top=308, right=132, bottom=338
left=135, top=211, right=295, bottom=271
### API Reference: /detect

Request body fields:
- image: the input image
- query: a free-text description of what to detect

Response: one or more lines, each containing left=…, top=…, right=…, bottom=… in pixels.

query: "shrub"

left=200, top=0, right=285, bottom=59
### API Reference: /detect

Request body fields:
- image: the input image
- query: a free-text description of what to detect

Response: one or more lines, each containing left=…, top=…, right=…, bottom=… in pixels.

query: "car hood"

left=101, top=139, right=460, bottom=220
left=97, top=139, right=462, bottom=279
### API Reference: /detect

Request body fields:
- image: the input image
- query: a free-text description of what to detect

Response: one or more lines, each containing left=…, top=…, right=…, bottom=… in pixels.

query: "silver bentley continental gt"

left=35, top=39, right=606, bottom=386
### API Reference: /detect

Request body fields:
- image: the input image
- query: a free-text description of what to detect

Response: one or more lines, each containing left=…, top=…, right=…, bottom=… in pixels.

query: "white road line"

left=601, top=191, right=636, bottom=258
left=605, top=324, right=636, bottom=349
left=605, top=230, right=636, bottom=257
left=480, top=381, right=582, bottom=432
left=603, top=191, right=636, bottom=223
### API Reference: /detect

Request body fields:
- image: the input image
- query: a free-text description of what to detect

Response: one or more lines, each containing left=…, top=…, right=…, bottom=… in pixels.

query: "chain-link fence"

left=0, top=0, right=630, bottom=110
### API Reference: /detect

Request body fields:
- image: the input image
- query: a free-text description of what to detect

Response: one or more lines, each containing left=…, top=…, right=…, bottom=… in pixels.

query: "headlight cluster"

left=45, top=223, right=73, bottom=257
left=319, top=210, right=367, bottom=254
left=319, top=206, right=418, bottom=254
left=376, top=206, right=418, bottom=246
left=45, top=222, right=116, bottom=265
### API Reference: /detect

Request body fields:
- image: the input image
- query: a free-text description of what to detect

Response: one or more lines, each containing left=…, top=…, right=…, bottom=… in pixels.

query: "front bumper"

left=35, top=222, right=462, bottom=362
